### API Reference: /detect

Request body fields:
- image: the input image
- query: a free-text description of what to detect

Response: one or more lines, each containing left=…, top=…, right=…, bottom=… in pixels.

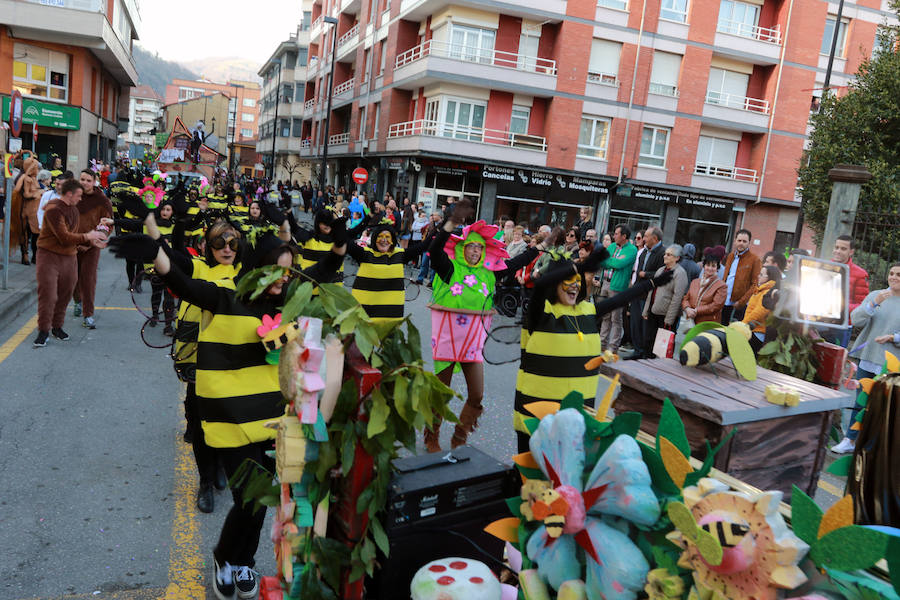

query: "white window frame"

left=510, top=105, right=530, bottom=135
left=706, top=67, right=750, bottom=107
left=598, top=0, right=628, bottom=11
left=577, top=116, right=611, bottom=160
left=242, top=97, right=256, bottom=108
left=821, top=16, right=849, bottom=57
left=240, top=128, right=253, bottom=137
left=639, top=126, right=669, bottom=167
left=379, top=42, right=387, bottom=75
left=241, top=113, right=255, bottom=122
left=12, top=43, right=69, bottom=102
left=448, top=24, right=496, bottom=64
left=649, top=51, right=681, bottom=97
left=359, top=105, right=368, bottom=141
left=587, top=39, right=622, bottom=86
left=517, top=33, right=540, bottom=71
left=696, top=135, right=739, bottom=171
left=717, top=0, right=760, bottom=38
left=661, top=0, right=689, bottom=22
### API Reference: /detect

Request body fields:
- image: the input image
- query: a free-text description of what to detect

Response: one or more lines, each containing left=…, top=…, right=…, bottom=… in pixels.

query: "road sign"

left=9, top=90, right=22, bottom=138
left=352, top=167, right=369, bottom=185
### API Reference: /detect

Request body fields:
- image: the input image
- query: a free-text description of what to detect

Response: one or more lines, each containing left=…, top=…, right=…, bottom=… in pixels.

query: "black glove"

left=330, top=216, right=349, bottom=247
left=581, top=245, right=611, bottom=274
left=651, top=270, right=674, bottom=288
left=263, top=201, right=286, bottom=226
left=118, top=191, right=150, bottom=220
left=108, top=234, right=160, bottom=263
left=450, top=199, right=475, bottom=224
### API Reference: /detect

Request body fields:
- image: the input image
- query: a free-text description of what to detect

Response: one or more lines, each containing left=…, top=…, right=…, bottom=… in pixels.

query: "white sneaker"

left=233, top=565, right=259, bottom=599
left=213, top=558, right=235, bottom=600
left=830, top=437, right=855, bottom=454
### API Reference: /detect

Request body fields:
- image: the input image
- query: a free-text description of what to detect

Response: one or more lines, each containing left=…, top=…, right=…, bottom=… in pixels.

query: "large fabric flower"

left=443, top=220, right=510, bottom=271
left=450, top=283, right=464, bottom=296
left=525, top=408, right=660, bottom=600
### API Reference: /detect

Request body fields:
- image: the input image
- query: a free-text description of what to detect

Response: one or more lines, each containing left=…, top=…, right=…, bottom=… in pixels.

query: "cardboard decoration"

left=410, top=558, right=502, bottom=600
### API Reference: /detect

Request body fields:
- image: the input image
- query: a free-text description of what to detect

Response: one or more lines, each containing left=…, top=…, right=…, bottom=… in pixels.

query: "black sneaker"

left=233, top=565, right=259, bottom=599
left=51, top=328, right=70, bottom=341
left=33, top=331, right=49, bottom=348
left=213, top=558, right=235, bottom=600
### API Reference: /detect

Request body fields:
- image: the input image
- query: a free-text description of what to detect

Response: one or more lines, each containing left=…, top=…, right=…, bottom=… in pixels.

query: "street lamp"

left=230, top=83, right=245, bottom=175
left=269, top=58, right=283, bottom=182
left=320, top=16, right=339, bottom=193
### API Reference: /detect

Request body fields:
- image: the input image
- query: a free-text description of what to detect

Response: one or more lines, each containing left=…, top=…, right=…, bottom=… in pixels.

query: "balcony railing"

left=395, top=40, right=557, bottom=75
left=705, top=90, right=769, bottom=113
left=694, top=163, right=759, bottom=183
left=329, top=132, right=351, bottom=145
left=312, top=16, right=323, bottom=31
left=717, top=20, right=782, bottom=44
left=587, top=71, right=619, bottom=87
left=387, top=119, right=548, bottom=151
left=301, top=138, right=312, bottom=149
left=333, top=79, right=354, bottom=96
left=304, top=99, right=316, bottom=111
left=338, top=24, right=360, bottom=49
left=649, top=82, right=679, bottom=97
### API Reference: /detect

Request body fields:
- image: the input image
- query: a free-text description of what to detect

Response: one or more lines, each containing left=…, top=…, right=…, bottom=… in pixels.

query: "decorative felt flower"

left=456, top=315, right=469, bottom=326
left=450, top=283, right=464, bottom=296
left=257, top=313, right=283, bottom=338
left=464, top=274, right=478, bottom=287
left=480, top=282, right=490, bottom=296
left=525, top=408, right=660, bottom=599
left=644, top=569, right=685, bottom=600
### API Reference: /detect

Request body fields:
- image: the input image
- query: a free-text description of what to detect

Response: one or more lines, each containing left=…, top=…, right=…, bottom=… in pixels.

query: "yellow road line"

left=165, top=386, right=206, bottom=600
left=818, top=478, right=844, bottom=498
left=96, top=307, right=139, bottom=311
left=0, top=314, right=37, bottom=365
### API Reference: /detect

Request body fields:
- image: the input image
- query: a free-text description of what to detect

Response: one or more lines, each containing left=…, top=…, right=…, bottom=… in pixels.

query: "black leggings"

left=125, top=260, right=142, bottom=288
left=213, top=441, right=275, bottom=567
left=150, top=278, right=175, bottom=319
left=184, top=383, right=216, bottom=484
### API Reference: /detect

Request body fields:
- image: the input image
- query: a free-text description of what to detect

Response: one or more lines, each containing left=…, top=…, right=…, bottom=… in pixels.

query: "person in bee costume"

left=108, top=218, right=349, bottom=600
left=513, top=247, right=674, bottom=452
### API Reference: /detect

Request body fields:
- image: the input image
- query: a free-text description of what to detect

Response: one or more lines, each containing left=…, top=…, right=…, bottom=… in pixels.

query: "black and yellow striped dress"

left=295, top=237, right=343, bottom=293
left=350, top=247, right=406, bottom=322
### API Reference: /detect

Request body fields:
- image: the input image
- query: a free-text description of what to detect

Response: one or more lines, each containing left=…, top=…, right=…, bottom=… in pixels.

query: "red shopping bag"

left=653, top=328, right=676, bottom=359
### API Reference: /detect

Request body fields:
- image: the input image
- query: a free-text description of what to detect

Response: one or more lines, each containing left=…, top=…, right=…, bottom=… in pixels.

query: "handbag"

left=848, top=373, right=900, bottom=527
left=653, top=327, right=676, bottom=359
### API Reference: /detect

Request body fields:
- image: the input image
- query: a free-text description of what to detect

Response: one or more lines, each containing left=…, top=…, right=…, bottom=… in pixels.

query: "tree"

left=797, top=17, right=900, bottom=237
left=280, top=155, right=303, bottom=183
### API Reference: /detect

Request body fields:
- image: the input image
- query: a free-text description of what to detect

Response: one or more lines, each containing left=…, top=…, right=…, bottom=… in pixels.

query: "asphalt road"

left=0, top=223, right=845, bottom=599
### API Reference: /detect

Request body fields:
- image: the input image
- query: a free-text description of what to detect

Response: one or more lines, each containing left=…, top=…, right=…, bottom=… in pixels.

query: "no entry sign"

left=9, top=90, right=22, bottom=138
left=352, top=167, right=369, bottom=185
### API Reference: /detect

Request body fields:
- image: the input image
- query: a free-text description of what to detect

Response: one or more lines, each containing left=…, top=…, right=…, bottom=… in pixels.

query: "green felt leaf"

left=506, top=496, right=524, bottom=519
left=857, top=392, right=868, bottom=408
left=366, top=389, right=390, bottom=438
left=640, top=442, right=680, bottom=496
left=667, top=502, right=699, bottom=539
left=651, top=545, right=680, bottom=575
left=723, top=327, right=758, bottom=380
left=369, top=516, right=390, bottom=558
left=611, top=411, right=641, bottom=439
left=826, top=455, right=853, bottom=477
left=524, top=417, right=540, bottom=435
left=679, top=321, right=725, bottom=352
left=811, top=526, right=888, bottom=570
left=282, top=281, right=314, bottom=322
left=657, top=398, right=690, bottom=458
left=888, top=536, right=900, bottom=596
left=560, top=391, right=585, bottom=411
left=856, top=410, right=866, bottom=423
left=517, top=466, right=545, bottom=481
left=789, top=485, right=823, bottom=545
left=684, top=428, right=736, bottom=488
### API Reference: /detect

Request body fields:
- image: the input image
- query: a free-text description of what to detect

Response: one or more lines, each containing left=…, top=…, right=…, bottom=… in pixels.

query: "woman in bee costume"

left=514, top=247, right=674, bottom=452
left=109, top=219, right=349, bottom=600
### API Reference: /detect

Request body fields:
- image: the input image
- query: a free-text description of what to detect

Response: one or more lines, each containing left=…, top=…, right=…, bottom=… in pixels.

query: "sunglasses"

left=566, top=232, right=576, bottom=238
left=209, top=235, right=240, bottom=252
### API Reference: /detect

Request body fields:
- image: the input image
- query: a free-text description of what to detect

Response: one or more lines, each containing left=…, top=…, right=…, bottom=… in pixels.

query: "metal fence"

left=852, top=211, right=900, bottom=290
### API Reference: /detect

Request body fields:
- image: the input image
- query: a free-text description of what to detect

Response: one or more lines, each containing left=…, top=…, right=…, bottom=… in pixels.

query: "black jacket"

left=637, top=242, right=665, bottom=283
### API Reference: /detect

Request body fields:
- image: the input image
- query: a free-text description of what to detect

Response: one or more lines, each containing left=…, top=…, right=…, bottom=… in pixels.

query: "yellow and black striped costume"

left=206, top=194, right=229, bottom=211
left=349, top=247, right=406, bottom=322
left=295, top=238, right=343, bottom=293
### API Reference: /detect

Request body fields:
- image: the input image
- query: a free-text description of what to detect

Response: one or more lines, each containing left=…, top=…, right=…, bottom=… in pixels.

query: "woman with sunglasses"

left=563, top=227, right=581, bottom=253
left=109, top=220, right=349, bottom=600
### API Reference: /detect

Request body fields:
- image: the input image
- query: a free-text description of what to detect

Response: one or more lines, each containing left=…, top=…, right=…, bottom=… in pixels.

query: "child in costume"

left=425, top=201, right=541, bottom=451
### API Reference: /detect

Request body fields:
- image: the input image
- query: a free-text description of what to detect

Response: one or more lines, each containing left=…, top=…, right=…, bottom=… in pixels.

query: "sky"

left=136, top=0, right=301, bottom=63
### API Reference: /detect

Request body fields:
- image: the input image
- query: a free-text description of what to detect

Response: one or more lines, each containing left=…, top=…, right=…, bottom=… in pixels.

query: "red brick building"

left=285, top=0, right=894, bottom=252
left=164, top=78, right=261, bottom=144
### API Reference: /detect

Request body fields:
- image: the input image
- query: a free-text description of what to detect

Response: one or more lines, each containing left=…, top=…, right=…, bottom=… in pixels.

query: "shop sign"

left=627, top=184, right=734, bottom=208
left=417, top=188, right=436, bottom=213
left=679, top=192, right=732, bottom=209
left=422, top=157, right=480, bottom=176
left=630, top=185, right=678, bottom=204
left=483, top=165, right=611, bottom=196
left=2, top=96, right=80, bottom=130
left=386, top=157, right=405, bottom=170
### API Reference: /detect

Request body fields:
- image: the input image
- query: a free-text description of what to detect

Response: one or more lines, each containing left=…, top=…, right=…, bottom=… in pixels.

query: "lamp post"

left=269, top=58, right=282, bottom=182
left=230, top=83, right=244, bottom=175
left=320, top=16, right=339, bottom=193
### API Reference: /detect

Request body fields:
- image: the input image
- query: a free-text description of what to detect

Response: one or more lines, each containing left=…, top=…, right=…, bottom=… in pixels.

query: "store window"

left=510, top=106, right=530, bottom=135
left=649, top=51, right=681, bottom=96
left=639, top=126, right=669, bottom=167
left=675, top=202, right=733, bottom=251
left=577, top=116, right=611, bottom=159
left=13, top=43, right=69, bottom=102
left=717, top=0, right=760, bottom=37
left=609, top=194, right=663, bottom=237
left=449, top=24, right=496, bottom=64
left=661, top=0, right=688, bottom=22
left=821, top=17, right=848, bottom=57
left=588, top=39, right=622, bottom=85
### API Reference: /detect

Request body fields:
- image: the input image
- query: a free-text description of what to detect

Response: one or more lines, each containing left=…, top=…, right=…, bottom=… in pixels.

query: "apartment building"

left=161, top=92, right=231, bottom=160
left=283, top=0, right=894, bottom=251
left=164, top=78, right=261, bottom=145
left=0, top=0, right=140, bottom=169
left=123, top=84, right=162, bottom=149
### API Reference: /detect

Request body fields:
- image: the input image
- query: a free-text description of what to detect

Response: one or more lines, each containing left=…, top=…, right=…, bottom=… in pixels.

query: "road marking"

left=165, top=386, right=206, bottom=599
left=96, top=306, right=138, bottom=310
left=19, top=590, right=163, bottom=599
left=0, top=314, right=37, bottom=365
left=818, top=478, right=844, bottom=498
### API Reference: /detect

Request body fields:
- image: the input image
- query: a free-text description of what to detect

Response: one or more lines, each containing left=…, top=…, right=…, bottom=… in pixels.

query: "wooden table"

left=598, top=358, right=855, bottom=500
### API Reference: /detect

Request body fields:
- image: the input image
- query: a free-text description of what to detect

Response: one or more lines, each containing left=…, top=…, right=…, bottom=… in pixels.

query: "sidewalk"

left=0, top=257, right=38, bottom=326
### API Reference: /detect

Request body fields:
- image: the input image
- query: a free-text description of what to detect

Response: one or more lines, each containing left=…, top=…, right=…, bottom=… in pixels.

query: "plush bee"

left=678, top=321, right=757, bottom=380
left=531, top=488, right=570, bottom=539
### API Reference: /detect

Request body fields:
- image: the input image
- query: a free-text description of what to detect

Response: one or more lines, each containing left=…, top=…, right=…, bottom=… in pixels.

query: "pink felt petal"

left=501, top=583, right=518, bottom=600
left=506, top=541, right=522, bottom=573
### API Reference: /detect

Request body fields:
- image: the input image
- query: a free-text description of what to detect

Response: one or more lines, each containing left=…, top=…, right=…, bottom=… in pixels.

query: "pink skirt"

left=430, top=306, right=493, bottom=364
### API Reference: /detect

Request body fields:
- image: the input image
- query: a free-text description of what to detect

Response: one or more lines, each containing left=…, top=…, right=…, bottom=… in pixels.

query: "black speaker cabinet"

left=366, top=446, right=519, bottom=598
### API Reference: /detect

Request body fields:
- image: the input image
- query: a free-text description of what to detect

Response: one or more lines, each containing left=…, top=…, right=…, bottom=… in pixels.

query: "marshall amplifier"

left=366, top=445, right=518, bottom=598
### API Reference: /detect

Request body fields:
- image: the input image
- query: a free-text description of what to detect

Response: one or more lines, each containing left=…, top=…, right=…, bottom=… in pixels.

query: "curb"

left=0, top=275, right=39, bottom=327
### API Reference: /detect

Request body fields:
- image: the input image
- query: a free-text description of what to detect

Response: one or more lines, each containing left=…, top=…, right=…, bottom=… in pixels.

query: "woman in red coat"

left=681, top=254, right=727, bottom=324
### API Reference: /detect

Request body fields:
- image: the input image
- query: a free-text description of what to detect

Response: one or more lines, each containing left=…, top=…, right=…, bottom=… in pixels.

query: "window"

left=359, top=106, right=367, bottom=140
left=292, top=118, right=303, bottom=137
left=242, top=113, right=255, bottom=122
left=598, top=0, right=628, bottom=10
left=821, top=17, right=848, bottom=57
left=302, top=11, right=311, bottom=31
left=449, top=24, right=496, bottom=64
left=650, top=51, right=681, bottom=96
left=298, top=47, right=308, bottom=67
left=295, top=86, right=304, bottom=102
left=278, top=118, right=291, bottom=137
left=517, top=34, right=540, bottom=71
left=577, top=116, right=611, bottom=159
left=379, top=42, right=387, bottom=74
left=640, top=126, right=669, bottom=167
left=510, top=106, right=530, bottom=135
left=12, top=43, right=69, bottom=101
left=661, top=0, right=688, bottom=22
left=706, top=67, right=750, bottom=107
left=284, top=52, right=297, bottom=69
left=424, top=96, right=487, bottom=140
left=696, top=135, right=739, bottom=172
left=243, top=97, right=256, bottom=107
left=364, top=49, right=372, bottom=80
left=241, top=128, right=253, bottom=137
left=373, top=102, right=381, bottom=139
left=587, top=39, right=621, bottom=85
left=717, top=0, right=760, bottom=38
left=281, top=84, right=293, bottom=103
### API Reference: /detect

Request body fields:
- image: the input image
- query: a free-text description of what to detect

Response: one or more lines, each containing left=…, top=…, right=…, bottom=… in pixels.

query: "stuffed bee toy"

left=678, top=321, right=757, bottom=380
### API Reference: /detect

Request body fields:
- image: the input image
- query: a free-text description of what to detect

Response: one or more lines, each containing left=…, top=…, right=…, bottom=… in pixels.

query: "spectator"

left=38, top=171, right=72, bottom=229
left=33, top=179, right=107, bottom=347
left=709, top=245, right=727, bottom=279
left=414, top=211, right=443, bottom=285
left=785, top=248, right=809, bottom=273
left=576, top=206, right=593, bottom=240
left=742, top=265, right=781, bottom=353
left=832, top=234, right=869, bottom=314
left=643, top=244, right=689, bottom=358
left=628, top=226, right=665, bottom=359
left=721, top=229, right=761, bottom=324
left=585, top=229, right=597, bottom=244
left=831, top=262, right=900, bottom=454
left=399, top=197, right=415, bottom=249
left=507, top=225, right=528, bottom=258
left=596, top=223, right=637, bottom=354
left=72, top=169, right=113, bottom=329
left=680, top=243, right=702, bottom=282
left=563, top=227, right=580, bottom=253
left=762, top=251, right=787, bottom=275
left=601, top=232, right=612, bottom=248
left=14, top=156, right=42, bottom=264
left=682, top=253, right=728, bottom=324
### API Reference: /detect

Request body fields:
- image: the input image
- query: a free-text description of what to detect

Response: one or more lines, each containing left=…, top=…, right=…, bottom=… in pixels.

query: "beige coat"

left=643, top=264, right=689, bottom=326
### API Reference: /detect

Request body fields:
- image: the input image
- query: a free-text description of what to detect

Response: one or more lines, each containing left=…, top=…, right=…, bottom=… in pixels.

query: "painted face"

left=160, top=205, right=173, bottom=220
left=375, top=231, right=393, bottom=252
left=267, top=252, right=293, bottom=295
left=557, top=274, right=581, bottom=306
left=464, top=242, right=484, bottom=266
left=210, top=233, right=238, bottom=265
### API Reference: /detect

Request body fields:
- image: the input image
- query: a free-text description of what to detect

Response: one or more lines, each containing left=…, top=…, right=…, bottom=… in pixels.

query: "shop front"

left=2, top=96, right=79, bottom=168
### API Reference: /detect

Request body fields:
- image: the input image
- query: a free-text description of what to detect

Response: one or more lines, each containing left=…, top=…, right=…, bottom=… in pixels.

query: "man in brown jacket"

left=72, top=169, right=113, bottom=329
left=34, top=179, right=107, bottom=347
left=721, top=228, right=761, bottom=324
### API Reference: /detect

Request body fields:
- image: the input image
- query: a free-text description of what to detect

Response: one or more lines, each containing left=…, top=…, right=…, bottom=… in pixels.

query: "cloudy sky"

left=137, top=0, right=301, bottom=63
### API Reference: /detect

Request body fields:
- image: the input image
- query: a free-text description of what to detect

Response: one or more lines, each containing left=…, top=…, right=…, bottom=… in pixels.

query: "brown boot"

left=424, top=425, right=442, bottom=453
left=451, top=403, right=483, bottom=449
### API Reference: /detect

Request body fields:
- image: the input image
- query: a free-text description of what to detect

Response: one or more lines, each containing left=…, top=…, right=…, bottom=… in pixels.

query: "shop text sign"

left=628, top=184, right=733, bottom=208
left=2, top=96, right=80, bottom=130
left=482, top=165, right=610, bottom=195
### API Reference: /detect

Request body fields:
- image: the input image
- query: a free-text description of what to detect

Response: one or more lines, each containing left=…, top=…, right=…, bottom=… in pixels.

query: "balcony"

left=649, top=83, right=679, bottom=98
left=304, top=99, right=316, bottom=114
left=393, top=40, right=557, bottom=92
left=398, top=0, right=567, bottom=20
left=705, top=91, right=768, bottom=113
left=311, top=16, right=323, bottom=37
left=386, top=119, right=548, bottom=167
left=717, top=20, right=781, bottom=45
left=693, top=163, right=759, bottom=195
left=713, top=22, right=782, bottom=64
left=333, top=79, right=354, bottom=99
left=586, top=71, right=618, bottom=87
left=703, top=91, right=770, bottom=129
left=337, top=24, right=360, bottom=58
left=300, top=138, right=313, bottom=157
left=329, top=132, right=351, bottom=145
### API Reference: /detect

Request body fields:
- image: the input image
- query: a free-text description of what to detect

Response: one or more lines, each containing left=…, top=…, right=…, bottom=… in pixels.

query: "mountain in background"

left=133, top=45, right=199, bottom=99
left=181, top=57, right=262, bottom=86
